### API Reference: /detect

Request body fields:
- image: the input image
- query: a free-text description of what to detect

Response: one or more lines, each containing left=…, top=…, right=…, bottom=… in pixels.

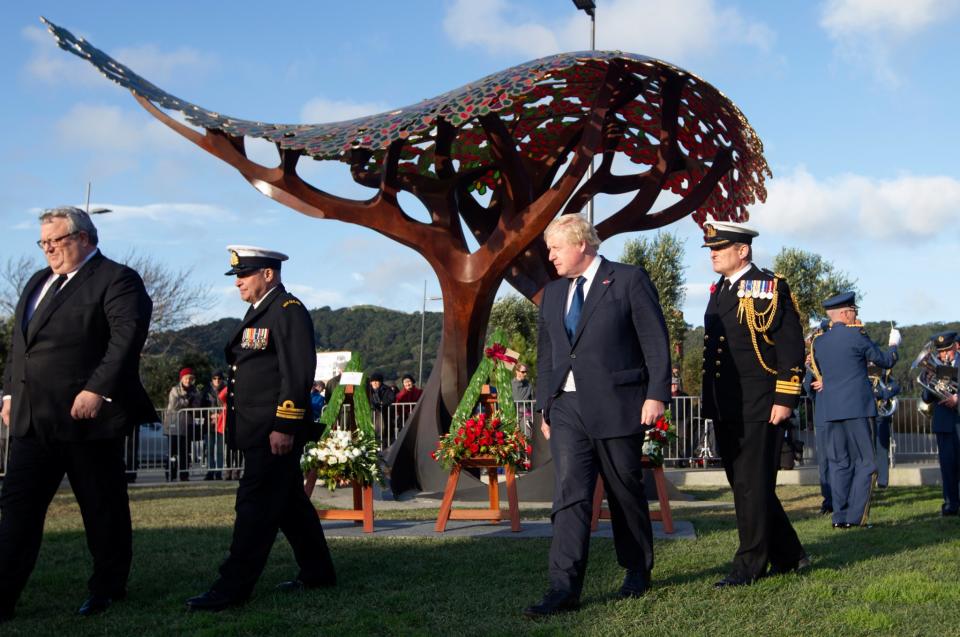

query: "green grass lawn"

left=3, top=483, right=959, bottom=636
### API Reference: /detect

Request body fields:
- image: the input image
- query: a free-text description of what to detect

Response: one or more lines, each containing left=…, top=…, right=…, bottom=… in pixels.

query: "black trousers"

left=212, top=445, right=335, bottom=598
left=713, top=418, right=804, bottom=580
left=0, top=435, right=132, bottom=613
left=547, top=392, right=654, bottom=596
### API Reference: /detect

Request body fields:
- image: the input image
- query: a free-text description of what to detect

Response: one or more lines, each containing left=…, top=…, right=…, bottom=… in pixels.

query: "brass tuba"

left=868, top=365, right=898, bottom=417
left=912, top=342, right=958, bottom=415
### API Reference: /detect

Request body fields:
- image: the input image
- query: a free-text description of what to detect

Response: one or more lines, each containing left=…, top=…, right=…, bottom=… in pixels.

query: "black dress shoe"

left=941, top=509, right=959, bottom=517
left=768, top=554, right=812, bottom=576
left=522, top=590, right=580, bottom=618
left=186, top=590, right=245, bottom=612
left=832, top=522, right=854, bottom=529
left=78, top=595, right=114, bottom=617
left=276, top=577, right=336, bottom=593
left=714, top=574, right=753, bottom=588
left=619, top=570, right=651, bottom=599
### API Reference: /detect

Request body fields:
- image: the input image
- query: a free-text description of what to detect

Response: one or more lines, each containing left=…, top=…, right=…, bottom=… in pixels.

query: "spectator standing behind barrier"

left=186, top=245, right=335, bottom=612
left=924, top=331, right=960, bottom=516
left=367, top=372, right=395, bottom=447
left=812, top=292, right=899, bottom=529
left=0, top=206, right=154, bottom=622
left=699, top=220, right=807, bottom=587
left=204, top=371, right=227, bottom=480
left=511, top=364, right=534, bottom=402
left=166, top=367, right=205, bottom=482
left=311, top=381, right=326, bottom=422
left=394, top=373, right=423, bottom=426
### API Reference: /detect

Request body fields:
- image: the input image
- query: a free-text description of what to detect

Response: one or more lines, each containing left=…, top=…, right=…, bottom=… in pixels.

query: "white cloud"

left=22, top=24, right=217, bottom=87
left=751, top=166, right=960, bottom=241
left=55, top=104, right=191, bottom=153
left=299, top=97, right=388, bottom=124
left=443, top=0, right=773, bottom=63
left=284, top=283, right=344, bottom=308
left=819, top=0, right=959, bottom=83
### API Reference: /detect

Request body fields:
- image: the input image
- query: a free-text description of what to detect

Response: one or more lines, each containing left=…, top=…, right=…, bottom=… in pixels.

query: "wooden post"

left=590, top=458, right=674, bottom=534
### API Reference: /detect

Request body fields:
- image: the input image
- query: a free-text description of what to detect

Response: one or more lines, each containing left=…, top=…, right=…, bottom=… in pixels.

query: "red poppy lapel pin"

left=710, top=282, right=717, bottom=294
left=601, top=278, right=611, bottom=286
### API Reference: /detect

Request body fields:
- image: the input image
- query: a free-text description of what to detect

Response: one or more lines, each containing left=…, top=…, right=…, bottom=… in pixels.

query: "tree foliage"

left=772, top=247, right=858, bottom=329
left=620, top=232, right=687, bottom=364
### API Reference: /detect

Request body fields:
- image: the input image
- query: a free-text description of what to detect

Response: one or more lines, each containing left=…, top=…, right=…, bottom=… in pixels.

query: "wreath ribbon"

left=484, top=343, right=517, bottom=364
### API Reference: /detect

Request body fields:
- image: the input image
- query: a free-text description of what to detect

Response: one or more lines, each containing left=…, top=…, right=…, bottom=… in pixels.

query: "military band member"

left=803, top=320, right=832, bottom=515
left=811, top=292, right=899, bottom=529
left=187, top=246, right=335, bottom=611
left=925, top=331, right=960, bottom=516
left=871, top=371, right=900, bottom=489
left=701, top=221, right=807, bottom=587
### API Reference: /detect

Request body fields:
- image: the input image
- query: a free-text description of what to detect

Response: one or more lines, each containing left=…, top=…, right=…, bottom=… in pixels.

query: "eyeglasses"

left=518, top=370, right=528, bottom=374
left=36, top=231, right=78, bottom=250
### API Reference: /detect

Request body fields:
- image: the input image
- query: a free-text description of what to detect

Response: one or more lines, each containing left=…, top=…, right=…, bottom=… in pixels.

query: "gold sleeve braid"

left=736, top=279, right=780, bottom=375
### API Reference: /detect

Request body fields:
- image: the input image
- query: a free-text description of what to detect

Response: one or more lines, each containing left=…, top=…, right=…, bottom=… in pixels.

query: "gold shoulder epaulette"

left=282, top=299, right=302, bottom=308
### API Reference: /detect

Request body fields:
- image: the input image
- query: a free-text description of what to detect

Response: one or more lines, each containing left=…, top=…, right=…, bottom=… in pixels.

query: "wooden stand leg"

left=304, top=469, right=318, bottom=498
left=590, top=477, right=604, bottom=532
left=362, top=485, right=374, bottom=533
left=652, top=466, right=674, bottom=534
left=435, top=465, right=462, bottom=532
left=487, top=468, right=501, bottom=524
left=505, top=466, right=521, bottom=532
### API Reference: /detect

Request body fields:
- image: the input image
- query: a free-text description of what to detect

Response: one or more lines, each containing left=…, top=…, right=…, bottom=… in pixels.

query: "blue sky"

left=1, top=1, right=958, bottom=326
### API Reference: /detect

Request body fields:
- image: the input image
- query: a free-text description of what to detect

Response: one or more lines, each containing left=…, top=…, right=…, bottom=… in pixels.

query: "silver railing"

left=0, top=397, right=941, bottom=479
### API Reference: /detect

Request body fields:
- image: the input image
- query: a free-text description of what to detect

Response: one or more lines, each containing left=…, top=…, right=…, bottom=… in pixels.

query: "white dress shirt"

left=562, top=255, right=603, bottom=392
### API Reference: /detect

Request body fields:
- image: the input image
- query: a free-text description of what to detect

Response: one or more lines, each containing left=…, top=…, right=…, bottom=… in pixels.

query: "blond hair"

left=543, top=214, right=600, bottom=248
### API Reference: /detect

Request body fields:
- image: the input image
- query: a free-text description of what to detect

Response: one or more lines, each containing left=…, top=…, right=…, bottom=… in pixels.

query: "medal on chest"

left=736, top=279, right=774, bottom=300
left=241, top=327, right=270, bottom=350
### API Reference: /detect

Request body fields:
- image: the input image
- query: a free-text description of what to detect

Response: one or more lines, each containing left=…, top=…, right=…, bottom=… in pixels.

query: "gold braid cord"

left=736, top=281, right=780, bottom=375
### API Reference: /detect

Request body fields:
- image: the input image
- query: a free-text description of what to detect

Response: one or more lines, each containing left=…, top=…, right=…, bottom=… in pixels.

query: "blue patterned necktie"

left=564, top=276, right=586, bottom=342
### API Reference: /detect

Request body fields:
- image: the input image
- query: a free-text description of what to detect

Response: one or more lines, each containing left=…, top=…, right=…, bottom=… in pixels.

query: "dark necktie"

left=722, top=279, right=732, bottom=294
left=28, top=274, right=68, bottom=327
left=564, top=276, right=586, bottom=342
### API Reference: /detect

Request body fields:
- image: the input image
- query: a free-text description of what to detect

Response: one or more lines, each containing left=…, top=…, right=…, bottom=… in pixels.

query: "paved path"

left=320, top=518, right=695, bottom=540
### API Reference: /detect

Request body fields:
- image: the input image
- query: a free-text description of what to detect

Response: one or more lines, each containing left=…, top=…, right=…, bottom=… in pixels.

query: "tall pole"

left=418, top=280, right=427, bottom=387
left=586, top=8, right=596, bottom=224
left=85, top=181, right=92, bottom=213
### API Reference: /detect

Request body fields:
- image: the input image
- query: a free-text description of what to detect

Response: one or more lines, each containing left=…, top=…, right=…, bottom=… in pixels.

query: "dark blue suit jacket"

left=812, top=322, right=897, bottom=422
left=535, top=257, right=671, bottom=438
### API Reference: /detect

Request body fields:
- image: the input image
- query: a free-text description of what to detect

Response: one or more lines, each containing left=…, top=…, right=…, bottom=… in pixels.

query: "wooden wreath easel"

left=435, top=385, right=521, bottom=533
left=304, top=386, right=375, bottom=533
left=590, top=457, right=674, bottom=534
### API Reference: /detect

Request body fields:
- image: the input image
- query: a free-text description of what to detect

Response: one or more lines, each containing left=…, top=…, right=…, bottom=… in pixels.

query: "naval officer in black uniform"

left=701, top=221, right=807, bottom=587
left=187, top=246, right=335, bottom=611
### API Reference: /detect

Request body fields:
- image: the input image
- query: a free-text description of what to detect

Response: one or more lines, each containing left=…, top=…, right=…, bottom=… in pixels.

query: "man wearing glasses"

left=1, top=207, right=154, bottom=622
left=810, top=292, right=900, bottom=529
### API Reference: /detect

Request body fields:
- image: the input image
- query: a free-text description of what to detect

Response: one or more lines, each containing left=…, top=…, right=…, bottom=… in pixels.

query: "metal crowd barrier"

left=0, top=397, right=942, bottom=480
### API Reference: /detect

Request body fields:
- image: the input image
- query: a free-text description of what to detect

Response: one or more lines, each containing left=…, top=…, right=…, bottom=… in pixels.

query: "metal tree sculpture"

left=45, top=19, right=769, bottom=493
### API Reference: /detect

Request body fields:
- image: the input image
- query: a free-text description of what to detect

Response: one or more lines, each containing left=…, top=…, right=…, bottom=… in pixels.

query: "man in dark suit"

left=524, top=215, right=671, bottom=618
left=700, top=220, right=807, bottom=587
left=187, top=246, right=335, bottom=611
left=923, top=331, right=960, bottom=516
left=0, top=206, right=154, bottom=622
left=812, top=292, right=899, bottom=528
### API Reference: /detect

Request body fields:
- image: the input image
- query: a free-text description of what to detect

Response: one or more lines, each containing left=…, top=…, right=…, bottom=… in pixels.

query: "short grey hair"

left=544, top=214, right=601, bottom=249
left=39, top=206, right=99, bottom=246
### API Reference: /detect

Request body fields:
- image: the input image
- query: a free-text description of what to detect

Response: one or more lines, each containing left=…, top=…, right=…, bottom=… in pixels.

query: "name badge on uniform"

left=241, top=327, right=270, bottom=350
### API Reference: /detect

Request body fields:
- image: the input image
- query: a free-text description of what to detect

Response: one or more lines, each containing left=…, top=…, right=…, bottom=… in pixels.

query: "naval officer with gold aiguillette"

left=700, top=221, right=808, bottom=587
left=187, top=246, right=335, bottom=611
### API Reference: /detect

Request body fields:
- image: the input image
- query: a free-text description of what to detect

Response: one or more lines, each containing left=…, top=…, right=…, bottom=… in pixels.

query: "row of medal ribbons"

left=737, top=279, right=775, bottom=300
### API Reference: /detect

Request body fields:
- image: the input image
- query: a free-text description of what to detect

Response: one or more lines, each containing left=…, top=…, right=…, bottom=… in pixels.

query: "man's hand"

left=1, top=399, right=10, bottom=427
left=888, top=328, right=902, bottom=348
left=70, top=390, right=104, bottom=420
left=270, top=431, right=295, bottom=455
left=939, top=394, right=958, bottom=409
left=641, top=399, right=665, bottom=426
left=540, top=420, right=551, bottom=440
left=769, top=404, right=792, bottom=425
left=811, top=380, right=823, bottom=392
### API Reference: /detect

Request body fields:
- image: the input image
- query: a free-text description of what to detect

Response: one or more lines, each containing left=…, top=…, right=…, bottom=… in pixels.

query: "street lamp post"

left=572, top=0, right=597, bottom=224
left=418, top=281, right=442, bottom=387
